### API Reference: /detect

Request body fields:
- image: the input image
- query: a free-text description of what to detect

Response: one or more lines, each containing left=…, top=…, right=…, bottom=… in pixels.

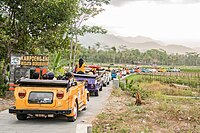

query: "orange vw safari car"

left=9, top=79, right=89, bottom=122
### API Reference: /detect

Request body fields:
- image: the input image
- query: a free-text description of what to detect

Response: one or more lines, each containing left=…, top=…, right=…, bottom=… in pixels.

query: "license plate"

left=28, top=92, right=53, bottom=104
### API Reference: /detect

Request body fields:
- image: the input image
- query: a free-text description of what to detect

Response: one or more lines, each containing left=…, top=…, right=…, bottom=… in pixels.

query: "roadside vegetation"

left=1, top=1, right=200, bottom=98
left=92, top=74, right=200, bottom=133
left=181, top=68, right=200, bottom=73
left=80, top=47, right=200, bottom=67
left=0, top=0, right=110, bottom=96
left=128, top=73, right=200, bottom=90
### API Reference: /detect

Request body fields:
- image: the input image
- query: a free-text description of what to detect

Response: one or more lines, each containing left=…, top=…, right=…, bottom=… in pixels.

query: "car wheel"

left=107, top=82, right=109, bottom=85
left=87, top=93, right=90, bottom=101
left=95, top=90, right=99, bottom=96
left=16, top=114, right=27, bottom=120
left=67, top=102, right=78, bottom=122
left=103, top=83, right=106, bottom=87
left=83, top=99, right=87, bottom=111
left=99, top=85, right=102, bottom=91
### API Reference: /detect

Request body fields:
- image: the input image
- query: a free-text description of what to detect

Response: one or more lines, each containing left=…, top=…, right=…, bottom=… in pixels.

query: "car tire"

left=107, top=82, right=109, bottom=85
left=16, top=114, right=27, bottom=120
left=83, top=99, right=87, bottom=111
left=99, top=85, right=102, bottom=91
left=103, top=83, right=106, bottom=87
left=87, top=93, right=90, bottom=101
left=67, top=102, right=78, bottom=122
left=95, top=90, right=99, bottom=96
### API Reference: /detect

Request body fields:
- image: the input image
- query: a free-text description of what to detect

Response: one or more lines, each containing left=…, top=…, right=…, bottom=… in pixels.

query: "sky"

left=86, top=0, right=200, bottom=48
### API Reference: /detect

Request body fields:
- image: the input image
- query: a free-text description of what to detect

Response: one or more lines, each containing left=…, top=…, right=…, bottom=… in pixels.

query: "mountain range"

left=78, top=34, right=199, bottom=54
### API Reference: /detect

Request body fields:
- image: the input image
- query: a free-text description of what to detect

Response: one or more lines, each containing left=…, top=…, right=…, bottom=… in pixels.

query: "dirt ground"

left=92, top=83, right=200, bottom=133
left=0, top=98, right=14, bottom=111
left=0, top=92, right=14, bottom=111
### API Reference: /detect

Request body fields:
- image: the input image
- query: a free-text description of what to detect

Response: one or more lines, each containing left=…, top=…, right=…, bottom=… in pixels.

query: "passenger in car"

left=46, top=72, right=54, bottom=80
left=42, top=73, right=48, bottom=80
left=65, top=72, right=74, bottom=89
left=76, top=58, right=86, bottom=74
left=33, top=72, right=39, bottom=79
left=57, top=75, right=63, bottom=80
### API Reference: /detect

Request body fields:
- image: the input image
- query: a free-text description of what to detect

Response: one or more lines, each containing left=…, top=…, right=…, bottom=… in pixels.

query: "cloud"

left=110, top=0, right=200, bottom=7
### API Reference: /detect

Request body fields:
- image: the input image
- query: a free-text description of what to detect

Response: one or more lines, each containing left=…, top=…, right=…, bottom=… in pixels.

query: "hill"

left=78, top=34, right=197, bottom=54
left=194, top=47, right=200, bottom=52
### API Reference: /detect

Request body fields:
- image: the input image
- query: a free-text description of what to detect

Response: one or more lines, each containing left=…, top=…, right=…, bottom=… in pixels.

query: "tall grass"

left=128, top=73, right=200, bottom=89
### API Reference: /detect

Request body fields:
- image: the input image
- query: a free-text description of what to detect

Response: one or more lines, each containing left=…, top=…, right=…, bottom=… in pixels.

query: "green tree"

left=0, top=0, right=78, bottom=82
left=69, top=0, right=110, bottom=69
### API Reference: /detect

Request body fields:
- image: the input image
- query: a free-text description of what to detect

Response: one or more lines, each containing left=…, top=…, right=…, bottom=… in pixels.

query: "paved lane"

left=0, top=82, right=113, bottom=133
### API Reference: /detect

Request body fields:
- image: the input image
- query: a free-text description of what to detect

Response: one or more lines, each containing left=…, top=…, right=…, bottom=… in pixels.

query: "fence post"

left=113, top=78, right=119, bottom=89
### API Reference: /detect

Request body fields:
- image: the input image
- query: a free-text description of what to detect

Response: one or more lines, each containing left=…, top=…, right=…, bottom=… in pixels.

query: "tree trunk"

left=2, top=43, right=12, bottom=83
left=0, top=60, right=3, bottom=84
left=72, top=35, right=78, bottom=70
left=69, top=35, right=74, bottom=70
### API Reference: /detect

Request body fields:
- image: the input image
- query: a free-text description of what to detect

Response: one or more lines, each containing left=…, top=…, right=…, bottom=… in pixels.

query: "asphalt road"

left=0, top=82, right=113, bottom=133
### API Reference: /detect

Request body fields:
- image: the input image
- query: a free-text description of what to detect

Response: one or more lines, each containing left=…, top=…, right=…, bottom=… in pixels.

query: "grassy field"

left=128, top=72, right=200, bottom=89
left=92, top=74, right=200, bottom=133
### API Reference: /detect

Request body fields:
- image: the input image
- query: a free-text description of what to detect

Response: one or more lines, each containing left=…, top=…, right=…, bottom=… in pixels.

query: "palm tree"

left=95, top=42, right=101, bottom=51
left=111, top=46, right=116, bottom=64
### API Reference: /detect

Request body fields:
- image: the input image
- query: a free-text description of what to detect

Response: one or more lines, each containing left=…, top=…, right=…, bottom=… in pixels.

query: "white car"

left=99, top=71, right=109, bottom=87
left=149, top=68, right=157, bottom=73
left=106, top=70, right=112, bottom=81
left=122, top=70, right=126, bottom=76
left=172, top=68, right=181, bottom=72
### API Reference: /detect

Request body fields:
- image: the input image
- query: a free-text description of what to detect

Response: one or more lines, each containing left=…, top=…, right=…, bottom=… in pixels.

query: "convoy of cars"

left=133, top=67, right=180, bottom=73
left=9, top=66, right=115, bottom=122
left=9, top=64, right=181, bottom=122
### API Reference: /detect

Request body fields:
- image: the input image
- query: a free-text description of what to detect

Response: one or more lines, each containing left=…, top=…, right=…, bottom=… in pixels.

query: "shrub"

left=128, top=83, right=150, bottom=99
left=119, top=81, right=126, bottom=91
left=0, top=84, right=9, bottom=97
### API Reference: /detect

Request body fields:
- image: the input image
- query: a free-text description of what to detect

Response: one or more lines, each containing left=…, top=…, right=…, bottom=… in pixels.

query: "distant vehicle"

left=166, top=68, right=172, bottom=72
left=141, top=68, right=150, bottom=73
left=129, top=69, right=135, bottom=73
left=105, top=69, right=112, bottom=81
left=122, top=69, right=126, bottom=76
left=126, top=68, right=130, bottom=74
left=117, top=71, right=123, bottom=78
left=134, top=68, right=141, bottom=73
left=9, top=79, right=89, bottom=122
left=167, top=68, right=180, bottom=72
left=98, top=71, right=109, bottom=87
left=111, top=70, right=117, bottom=80
left=149, top=68, right=157, bottom=73
left=157, top=68, right=167, bottom=72
left=172, top=68, right=180, bottom=72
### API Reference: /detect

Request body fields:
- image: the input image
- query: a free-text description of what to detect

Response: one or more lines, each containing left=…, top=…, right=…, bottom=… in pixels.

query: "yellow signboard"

left=20, top=55, right=48, bottom=67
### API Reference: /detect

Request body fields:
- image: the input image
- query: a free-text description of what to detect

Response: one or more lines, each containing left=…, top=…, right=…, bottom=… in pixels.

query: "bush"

left=119, top=81, right=126, bottom=91
left=130, top=84, right=150, bottom=99
left=122, top=81, right=150, bottom=100
left=0, top=84, right=9, bottom=97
